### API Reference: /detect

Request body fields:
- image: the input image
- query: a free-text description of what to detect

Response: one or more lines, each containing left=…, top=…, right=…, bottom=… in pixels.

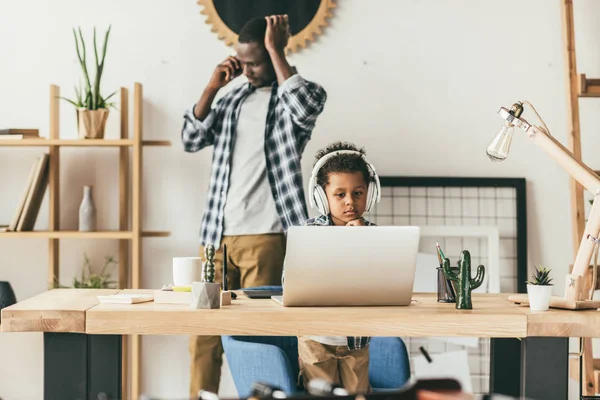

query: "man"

left=181, top=14, right=327, bottom=397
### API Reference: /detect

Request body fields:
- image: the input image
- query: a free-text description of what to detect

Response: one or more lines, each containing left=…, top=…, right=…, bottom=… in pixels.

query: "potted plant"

left=526, top=266, right=553, bottom=311
left=62, top=26, right=115, bottom=139
left=191, top=245, right=220, bottom=309
left=52, top=253, right=117, bottom=289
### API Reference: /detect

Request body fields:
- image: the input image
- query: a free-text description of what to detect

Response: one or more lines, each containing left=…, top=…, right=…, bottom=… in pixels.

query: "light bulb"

left=486, top=121, right=514, bottom=162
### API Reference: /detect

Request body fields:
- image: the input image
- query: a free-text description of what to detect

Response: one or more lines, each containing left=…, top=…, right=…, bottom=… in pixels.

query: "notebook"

left=97, top=293, right=154, bottom=304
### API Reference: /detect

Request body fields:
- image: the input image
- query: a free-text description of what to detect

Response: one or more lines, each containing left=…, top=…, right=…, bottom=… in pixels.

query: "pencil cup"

left=437, top=266, right=457, bottom=303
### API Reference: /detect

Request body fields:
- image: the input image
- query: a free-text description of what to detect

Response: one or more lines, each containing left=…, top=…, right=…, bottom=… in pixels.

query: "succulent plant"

left=527, top=266, right=553, bottom=286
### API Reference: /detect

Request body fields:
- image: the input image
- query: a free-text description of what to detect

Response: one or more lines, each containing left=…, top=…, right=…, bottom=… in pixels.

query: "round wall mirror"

left=197, top=0, right=336, bottom=53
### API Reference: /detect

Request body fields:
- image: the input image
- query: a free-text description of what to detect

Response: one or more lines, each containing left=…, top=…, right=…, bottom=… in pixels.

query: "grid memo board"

left=369, top=176, right=527, bottom=395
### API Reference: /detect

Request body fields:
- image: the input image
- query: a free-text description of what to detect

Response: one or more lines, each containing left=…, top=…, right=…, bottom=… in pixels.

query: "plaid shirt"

left=182, top=74, right=327, bottom=247
left=303, top=214, right=374, bottom=350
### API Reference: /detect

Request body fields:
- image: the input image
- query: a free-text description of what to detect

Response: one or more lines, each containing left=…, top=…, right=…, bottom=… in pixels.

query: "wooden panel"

left=132, top=82, right=142, bottom=289
left=86, top=292, right=527, bottom=337
left=0, top=231, right=134, bottom=239
left=562, top=0, right=586, bottom=254
left=119, top=87, right=130, bottom=290
left=578, top=74, right=600, bottom=97
left=119, top=86, right=131, bottom=400
left=519, top=308, right=600, bottom=337
left=142, top=140, right=171, bottom=146
left=131, top=82, right=143, bottom=400
left=131, top=334, right=140, bottom=400
left=509, top=294, right=600, bottom=310
left=141, top=231, right=171, bottom=238
left=1, top=289, right=118, bottom=332
left=48, top=85, right=60, bottom=289
left=0, top=139, right=135, bottom=146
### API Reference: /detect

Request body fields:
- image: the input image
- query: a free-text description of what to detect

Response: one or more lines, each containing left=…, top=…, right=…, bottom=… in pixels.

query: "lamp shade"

left=0, top=281, right=17, bottom=323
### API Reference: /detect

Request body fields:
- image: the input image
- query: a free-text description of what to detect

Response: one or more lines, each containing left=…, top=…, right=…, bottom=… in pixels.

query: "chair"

left=222, top=335, right=411, bottom=397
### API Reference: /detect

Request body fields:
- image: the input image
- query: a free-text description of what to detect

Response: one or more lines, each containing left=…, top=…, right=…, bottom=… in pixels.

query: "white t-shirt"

left=223, top=86, right=283, bottom=235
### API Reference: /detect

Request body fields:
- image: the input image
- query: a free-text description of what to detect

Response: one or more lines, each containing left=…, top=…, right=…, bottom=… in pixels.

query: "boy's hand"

left=346, top=218, right=366, bottom=226
left=208, top=56, right=242, bottom=89
left=265, top=14, right=290, bottom=54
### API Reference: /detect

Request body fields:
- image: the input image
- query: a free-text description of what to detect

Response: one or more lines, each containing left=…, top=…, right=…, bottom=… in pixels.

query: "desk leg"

left=44, top=333, right=122, bottom=400
left=521, top=337, right=568, bottom=400
left=490, top=338, right=521, bottom=397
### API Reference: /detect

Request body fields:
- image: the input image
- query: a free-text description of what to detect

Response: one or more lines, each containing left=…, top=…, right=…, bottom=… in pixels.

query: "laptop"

left=274, top=225, right=420, bottom=307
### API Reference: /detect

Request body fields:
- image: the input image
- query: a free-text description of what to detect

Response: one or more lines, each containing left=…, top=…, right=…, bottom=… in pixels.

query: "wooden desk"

left=3, top=289, right=593, bottom=400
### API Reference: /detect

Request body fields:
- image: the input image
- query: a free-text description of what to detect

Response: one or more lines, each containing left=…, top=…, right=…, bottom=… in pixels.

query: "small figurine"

left=442, top=250, right=485, bottom=310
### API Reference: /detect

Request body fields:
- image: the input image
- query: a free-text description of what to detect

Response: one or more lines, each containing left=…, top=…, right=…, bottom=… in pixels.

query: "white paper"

left=97, top=294, right=154, bottom=304
left=412, top=350, right=473, bottom=393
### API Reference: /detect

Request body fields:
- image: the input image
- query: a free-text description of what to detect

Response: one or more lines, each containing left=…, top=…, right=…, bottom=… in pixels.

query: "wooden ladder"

left=562, top=1, right=600, bottom=397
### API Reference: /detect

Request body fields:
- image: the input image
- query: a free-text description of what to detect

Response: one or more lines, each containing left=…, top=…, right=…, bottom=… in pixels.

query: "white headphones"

left=308, top=150, right=381, bottom=215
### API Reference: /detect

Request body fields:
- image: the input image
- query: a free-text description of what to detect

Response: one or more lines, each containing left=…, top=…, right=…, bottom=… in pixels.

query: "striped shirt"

left=182, top=74, right=327, bottom=247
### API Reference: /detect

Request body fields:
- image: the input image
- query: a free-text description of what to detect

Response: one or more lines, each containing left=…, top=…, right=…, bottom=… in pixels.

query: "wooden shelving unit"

left=0, top=82, right=171, bottom=400
left=562, top=2, right=600, bottom=396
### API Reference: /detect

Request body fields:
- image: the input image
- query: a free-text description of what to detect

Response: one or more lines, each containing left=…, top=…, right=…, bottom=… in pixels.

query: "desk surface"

left=2, top=289, right=599, bottom=337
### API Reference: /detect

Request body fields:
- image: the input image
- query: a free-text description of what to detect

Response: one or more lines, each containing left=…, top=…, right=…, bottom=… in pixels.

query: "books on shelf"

left=7, top=154, right=50, bottom=232
left=0, top=129, right=39, bottom=138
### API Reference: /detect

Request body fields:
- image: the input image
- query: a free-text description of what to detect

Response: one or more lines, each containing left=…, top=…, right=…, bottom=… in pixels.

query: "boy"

left=299, top=141, right=379, bottom=393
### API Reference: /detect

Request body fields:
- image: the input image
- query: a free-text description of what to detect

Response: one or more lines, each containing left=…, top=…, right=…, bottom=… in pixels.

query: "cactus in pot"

left=442, top=250, right=485, bottom=309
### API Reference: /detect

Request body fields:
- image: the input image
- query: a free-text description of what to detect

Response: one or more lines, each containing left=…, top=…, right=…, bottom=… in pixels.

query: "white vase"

left=79, top=185, right=96, bottom=231
left=527, top=284, right=553, bottom=311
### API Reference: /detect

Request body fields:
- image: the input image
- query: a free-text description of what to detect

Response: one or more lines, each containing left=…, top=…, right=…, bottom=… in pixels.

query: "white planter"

left=527, top=284, right=553, bottom=311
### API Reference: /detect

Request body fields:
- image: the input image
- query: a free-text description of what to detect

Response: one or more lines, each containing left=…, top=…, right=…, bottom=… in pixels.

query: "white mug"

left=173, top=257, right=202, bottom=286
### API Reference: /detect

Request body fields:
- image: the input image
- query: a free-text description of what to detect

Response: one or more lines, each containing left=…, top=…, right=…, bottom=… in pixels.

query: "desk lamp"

left=487, top=100, right=600, bottom=308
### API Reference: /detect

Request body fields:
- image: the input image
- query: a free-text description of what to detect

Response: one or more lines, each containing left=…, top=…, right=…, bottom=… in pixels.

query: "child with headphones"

left=298, top=141, right=381, bottom=393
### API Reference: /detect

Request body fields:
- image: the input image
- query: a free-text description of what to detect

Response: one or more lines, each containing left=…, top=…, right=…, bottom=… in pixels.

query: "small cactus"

left=442, top=250, right=485, bottom=309
left=203, top=244, right=216, bottom=283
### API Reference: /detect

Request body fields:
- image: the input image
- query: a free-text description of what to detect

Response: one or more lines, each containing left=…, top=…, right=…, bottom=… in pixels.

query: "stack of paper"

left=97, top=294, right=154, bottom=304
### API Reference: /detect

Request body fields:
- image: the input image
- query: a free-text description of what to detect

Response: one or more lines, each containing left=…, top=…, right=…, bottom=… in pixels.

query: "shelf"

left=142, top=140, right=172, bottom=147
left=0, top=139, right=171, bottom=147
left=0, top=231, right=134, bottom=239
left=141, top=231, right=171, bottom=237
left=0, top=230, right=170, bottom=239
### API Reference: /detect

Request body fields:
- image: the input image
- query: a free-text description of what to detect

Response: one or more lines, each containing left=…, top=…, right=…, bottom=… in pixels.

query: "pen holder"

left=437, top=266, right=457, bottom=303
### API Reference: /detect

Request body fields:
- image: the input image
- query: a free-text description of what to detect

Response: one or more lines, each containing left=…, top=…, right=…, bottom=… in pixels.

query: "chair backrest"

left=369, top=337, right=411, bottom=389
left=222, top=336, right=299, bottom=397
left=223, top=335, right=411, bottom=395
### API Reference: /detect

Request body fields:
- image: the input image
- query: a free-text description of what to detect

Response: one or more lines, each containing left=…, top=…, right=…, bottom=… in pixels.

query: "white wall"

left=1, top=0, right=600, bottom=398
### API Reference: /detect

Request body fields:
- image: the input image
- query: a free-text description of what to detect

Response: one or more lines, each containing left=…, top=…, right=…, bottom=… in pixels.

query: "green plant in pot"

left=526, top=266, right=553, bottom=311
left=62, top=26, right=116, bottom=139
left=192, top=244, right=221, bottom=309
left=51, top=253, right=117, bottom=289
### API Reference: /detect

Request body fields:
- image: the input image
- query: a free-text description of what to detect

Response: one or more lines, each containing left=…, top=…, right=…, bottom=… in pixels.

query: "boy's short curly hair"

left=314, top=142, right=371, bottom=188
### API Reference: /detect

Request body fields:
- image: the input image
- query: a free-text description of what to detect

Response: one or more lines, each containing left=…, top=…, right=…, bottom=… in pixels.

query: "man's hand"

left=346, top=218, right=366, bottom=227
left=208, top=56, right=242, bottom=90
left=265, top=15, right=290, bottom=54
